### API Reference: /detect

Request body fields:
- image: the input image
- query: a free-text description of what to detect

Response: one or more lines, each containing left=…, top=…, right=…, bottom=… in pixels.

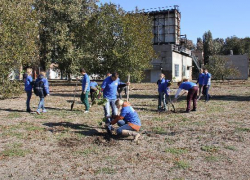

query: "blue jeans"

left=204, top=85, right=211, bottom=101
left=26, top=90, right=32, bottom=111
left=158, top=92, right=167, bottom=109
left=37, top=97, right=45, bottom=112
left=104, top=99, right=118, bottom=119
left=117, top=123, right=134, bottom=135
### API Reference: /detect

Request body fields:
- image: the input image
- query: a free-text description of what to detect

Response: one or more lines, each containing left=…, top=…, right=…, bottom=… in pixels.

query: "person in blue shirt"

left=90, top=80, right=99, bottom=103
left=196, top=69, right=204, bottom=99
left=80, top=68, right=90, bottom=113
left=109, top=99, right=141, bottom=142
left=100, top=72, right=129, bottom=123
left=174, top=79, right=198, bottom=113
left=202, top=68, right=212, bottom=102
left=35, top=71, right=50, bottom=114
left=157, top=73, right=166, bottom=111
left=24, top=68, right=33, bottom=113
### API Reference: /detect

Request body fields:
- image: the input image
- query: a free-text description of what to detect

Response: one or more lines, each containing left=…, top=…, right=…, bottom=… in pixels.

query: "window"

left=182, top=65, right=186, bottom=77
left=175, top=64, right=179, bottom=77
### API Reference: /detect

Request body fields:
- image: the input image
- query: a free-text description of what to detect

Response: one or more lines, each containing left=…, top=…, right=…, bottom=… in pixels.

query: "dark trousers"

left=26, top=90, right=32, bottom=111
left=203, top=85, right=211, bottom=101
left=90, top=88, right=97, bottom=102
left=187, top=86, right=198, bottom=111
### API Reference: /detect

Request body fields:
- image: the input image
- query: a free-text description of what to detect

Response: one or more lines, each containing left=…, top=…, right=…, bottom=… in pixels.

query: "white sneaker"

left=84, top=111, right=89, bottom=113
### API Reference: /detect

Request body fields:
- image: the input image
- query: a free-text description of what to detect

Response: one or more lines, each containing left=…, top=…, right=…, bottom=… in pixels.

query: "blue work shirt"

left=101, top=76, right=121, bottom=99
left=81, top=74, right=90, bottom=92
left=35, top=75, right=50, bottom=95
left=163, top=80, right=171, bottom=95
left=24, top=75, right=33, bottom=91
left=203, top=73, right=211, bottom=86
left=179, top=82, right=197, bottom=90
left=90, top=81, right=98, bottom=88
left=197, top=73, right=204, bottom=85
left=157, top=78, right=166, bottom=93
left=120, top=105, right=141, bottom=126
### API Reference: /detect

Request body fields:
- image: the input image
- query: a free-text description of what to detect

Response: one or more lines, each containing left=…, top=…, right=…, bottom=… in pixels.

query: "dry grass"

left=0, top=80, right=250, bottom=179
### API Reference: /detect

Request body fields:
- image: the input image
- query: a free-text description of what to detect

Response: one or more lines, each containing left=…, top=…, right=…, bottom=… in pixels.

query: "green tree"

left=223, top=36, right=244, bottom=55
left=206, top=55, right=240, bottom=80
left=0, top=0, right=39, bottom=99
left=35, top=0, right=98, bottom=79
left=203, top=30, right=213, bottom=65
left=86, top=3, right=156, bottom=81
left=196, top=37, right=203, bottom=51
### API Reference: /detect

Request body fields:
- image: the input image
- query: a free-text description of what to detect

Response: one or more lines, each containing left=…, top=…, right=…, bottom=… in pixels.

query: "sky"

left=98, top=0, right=250, bottom=43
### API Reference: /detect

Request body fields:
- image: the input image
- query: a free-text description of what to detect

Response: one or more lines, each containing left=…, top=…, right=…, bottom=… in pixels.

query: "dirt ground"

left=0, top=80, right=250, bottom=180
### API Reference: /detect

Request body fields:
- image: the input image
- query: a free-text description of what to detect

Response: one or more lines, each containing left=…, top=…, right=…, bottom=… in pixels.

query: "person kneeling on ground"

left=108, top=99, right=141, bottom=142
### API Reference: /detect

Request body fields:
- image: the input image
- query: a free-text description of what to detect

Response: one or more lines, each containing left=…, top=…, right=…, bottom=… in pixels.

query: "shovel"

left=126, top=74, right=130, bottom=102
left=70, top=81, right=78, bottom=111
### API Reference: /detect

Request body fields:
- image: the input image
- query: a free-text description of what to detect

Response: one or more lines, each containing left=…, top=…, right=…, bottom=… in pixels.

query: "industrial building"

left=143, top=6, right=197, bottom=82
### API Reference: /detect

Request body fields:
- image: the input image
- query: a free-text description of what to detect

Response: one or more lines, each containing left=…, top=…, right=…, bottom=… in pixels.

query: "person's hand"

left=47, top=94, right=50, bottom=96
left=83, top=91, right=86, bottom=94
left=126, top=82, right=130, bottom=86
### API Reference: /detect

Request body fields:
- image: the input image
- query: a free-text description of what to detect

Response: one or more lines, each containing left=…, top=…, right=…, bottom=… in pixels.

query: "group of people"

left=78, top=68, right=140, bottom=141
left=24, top=68, right=50, bottom=115
left=157, top=68, right=212, bottom=113
left=24, top=67, right=211, bottom=142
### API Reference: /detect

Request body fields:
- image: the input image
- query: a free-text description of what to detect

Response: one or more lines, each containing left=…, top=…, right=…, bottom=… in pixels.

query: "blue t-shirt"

left=101, top=76, right=121, bottom=99
left=197, top=73, right=204, bottom=85
left=90, top=81, right=98, bottom=88
left=179, top=82, right=196, bottom=90
left=120, top=106, right=141, bottom=126
left=24, top=75, right=33, bottom=91
left=82, top=74, right=90, bottom=92
left=203, top=73, right=211, bottom=86
left=157, top=78, right=166, bottom=93
left=163, top=80, right=171, bottom=95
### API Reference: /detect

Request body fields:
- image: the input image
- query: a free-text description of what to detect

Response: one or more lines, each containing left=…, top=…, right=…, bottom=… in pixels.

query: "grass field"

left=0, top=80, right=249, bottom=179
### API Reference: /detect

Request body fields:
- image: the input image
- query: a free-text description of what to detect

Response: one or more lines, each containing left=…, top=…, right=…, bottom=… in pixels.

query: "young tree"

left=206, top=55, right=240, bottom=81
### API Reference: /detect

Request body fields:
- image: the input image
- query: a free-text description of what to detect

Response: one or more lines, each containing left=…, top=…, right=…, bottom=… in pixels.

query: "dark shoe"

left=26, top=109, right=31, bottom=113
left=191, top=109, right=196, bottom=111
left=185, top=110, right=190, bottom=113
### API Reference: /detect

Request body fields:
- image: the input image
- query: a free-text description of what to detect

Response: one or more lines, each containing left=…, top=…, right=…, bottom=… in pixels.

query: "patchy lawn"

left=0, top=80, right=249, bottom=179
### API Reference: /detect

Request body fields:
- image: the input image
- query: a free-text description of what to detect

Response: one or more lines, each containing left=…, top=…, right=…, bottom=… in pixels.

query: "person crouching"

left=109, top=99, right=141, bottom=142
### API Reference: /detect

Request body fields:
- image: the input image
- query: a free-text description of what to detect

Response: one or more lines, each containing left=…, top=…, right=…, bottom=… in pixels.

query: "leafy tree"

left=35, top=0, right=98, bottom=79
left=196, top=37, right=203, bottom=51
left=213, top=38, right=224, bottom=55
left=223, top=36, right=244, bottom=55
left=203, top=30, right=213, bottom=65
left=86, top=3, right=156, bottom=81
left=206, top=55, right=240, bottom=80
left=184, top=40, right=195, bottom=50
left=0, top=0, right=39, bottom=99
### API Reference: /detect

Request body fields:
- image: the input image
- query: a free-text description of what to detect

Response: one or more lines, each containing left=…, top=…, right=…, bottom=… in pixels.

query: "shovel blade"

left=70, top=101, right=75, bottom=111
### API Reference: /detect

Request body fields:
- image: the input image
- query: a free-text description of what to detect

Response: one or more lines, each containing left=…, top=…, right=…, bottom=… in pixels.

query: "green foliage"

left=203, top=30, right=213, bottom=64
left=0, top=0, right=38, bottom=99
left=206, top=55, right=240, bottom=80
left=86, top=3, right=156, bottom=82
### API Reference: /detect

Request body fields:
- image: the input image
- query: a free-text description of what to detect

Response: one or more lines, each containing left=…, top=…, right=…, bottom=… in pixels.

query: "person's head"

left=111, top=72, right=119, bottom=81
left=40, top=71, right=46, bottom=77
left=204, top=68, right=208, bottom=74
left=183, top=78, right=188, bottom=82
left=107, top=72, right=111, bottom=77
left=80, top=68, right=86, bottom=75
left=200, top=69, right=204, bottom=73
left=26, top=68, right=32, bottom=75
left=159, top=73, right=165, bottom=80
left=115, top=99, right=124, bottom=109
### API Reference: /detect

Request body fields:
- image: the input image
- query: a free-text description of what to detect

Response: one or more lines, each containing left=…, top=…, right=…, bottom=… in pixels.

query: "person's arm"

left=175, top=88, right=182, bottom=99
left=83, top=76, right=89, bottom=93
left=111, top=115, right=124, bottom=125
left=44, top=79, right=50, bottom=95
